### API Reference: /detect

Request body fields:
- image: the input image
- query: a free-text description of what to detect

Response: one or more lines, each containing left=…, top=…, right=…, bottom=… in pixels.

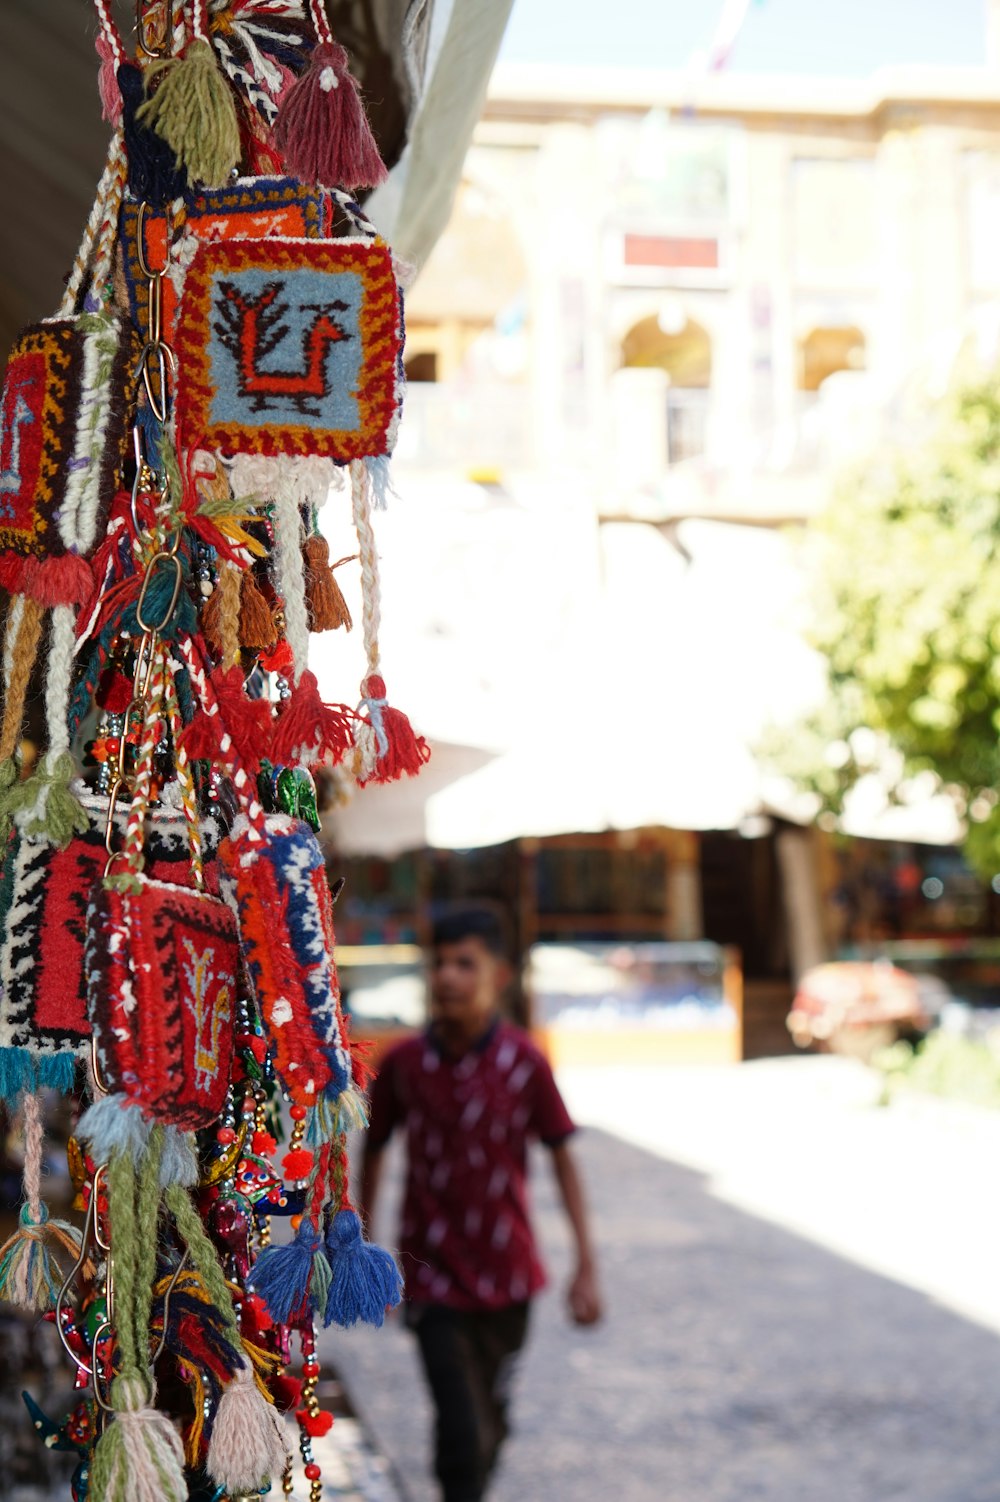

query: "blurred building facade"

left=400, top=63, right=1000, bottom=522
left=331, top=61, right=1000, bottom=1055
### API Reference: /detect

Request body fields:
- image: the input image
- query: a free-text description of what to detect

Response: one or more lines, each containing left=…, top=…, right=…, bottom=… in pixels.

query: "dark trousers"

left=408, top=1301, right=531, bottom=1502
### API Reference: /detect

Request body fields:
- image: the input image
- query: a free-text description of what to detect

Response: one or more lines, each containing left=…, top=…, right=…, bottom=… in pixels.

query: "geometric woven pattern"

left=87, top=877, right=237, bottom=1130
left=0, top=316, right=137, bottom=564
left=120, top=176, right=330, bottom=346
left=175, top=236, right=402, bottom=460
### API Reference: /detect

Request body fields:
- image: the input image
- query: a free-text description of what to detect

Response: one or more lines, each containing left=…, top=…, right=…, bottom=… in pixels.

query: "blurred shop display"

left=787, top=961, right=943, bottom=1057
left=530, top=941, right=742, bottom=1066
left=788, top=941, right=1000, bottom=1057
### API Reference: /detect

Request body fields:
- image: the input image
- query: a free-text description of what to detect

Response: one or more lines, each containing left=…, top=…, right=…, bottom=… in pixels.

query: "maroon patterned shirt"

left=366, top=1019, right=576, bottom=1311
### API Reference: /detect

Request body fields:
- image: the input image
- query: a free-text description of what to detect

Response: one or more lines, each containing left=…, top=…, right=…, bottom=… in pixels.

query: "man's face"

left=428, top=936, right=507, bottom=1042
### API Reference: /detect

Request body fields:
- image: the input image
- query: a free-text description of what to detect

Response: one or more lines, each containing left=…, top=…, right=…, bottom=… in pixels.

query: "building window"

left=405, top=351, right=439, bottom=383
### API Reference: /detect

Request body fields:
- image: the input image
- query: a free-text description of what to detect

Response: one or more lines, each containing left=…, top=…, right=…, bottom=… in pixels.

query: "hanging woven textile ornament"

left=0, top=0, right=420, bottom=1492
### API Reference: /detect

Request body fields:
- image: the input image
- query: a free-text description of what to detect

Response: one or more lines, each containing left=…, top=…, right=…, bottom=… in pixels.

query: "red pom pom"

left=269, top=1373, right=302, bottom=1411
left=97, top=669, right=134, bottom=715
left=273, top=41, right=387, bottom=191
left=271, top=670, right=354, bottom=768
left=296, top=1408, right=334, bottom=1438
left=281, top=1148, right=315, bottom=1181
left=252, top=1130, right=277, bottom=1157
left=260, top=637, right=296, bottom=676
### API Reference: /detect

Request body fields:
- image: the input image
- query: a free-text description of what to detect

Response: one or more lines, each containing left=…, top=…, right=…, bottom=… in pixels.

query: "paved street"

left=328, top=1058, right=1000, bottom=1502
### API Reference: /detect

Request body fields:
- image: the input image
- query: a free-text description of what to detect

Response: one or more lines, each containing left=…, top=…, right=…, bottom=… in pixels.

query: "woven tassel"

left=76, top=1093, right=153, bottom=1165
left=158, top=1129, right=198, bottom=1189
left=304, top=535, right=352, bottom=632
left=366, top=455, right=396, bottom=511
left=250, top=1217, right=326, bottom=1325
left=270, top=670, right=354, bottom=768
left=207, top=1357, right=289, bottom=1495
left=0, top=1049, right=75, bottom=1104
left=200, top=580, right=227, bottom=658
left=137, top=39, right=241, bottom=188
left=0, top=554, right=97, bottom=609
left=19, top=750, right=90, bottom=846
left=97, top=36, right=123, bottom=126
left=273, top=41, right=386, bottom=190
left=89, top=1372, right=186, bottom=1502
left=180, top=665, right=272, bottom=774
left=0, top=1203, right=84, bottom=1312
left=323, top=1209, right=401, bottom=1329
left=355, top=675, right=429, bottom=785
left=335, top=1086, right=369, bottom=1133
left=239, top=571, right=278, bottom=650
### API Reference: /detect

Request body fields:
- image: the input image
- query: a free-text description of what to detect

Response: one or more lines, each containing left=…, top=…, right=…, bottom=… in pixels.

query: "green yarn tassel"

left=0, top=1204, right=83, bottom=1312
left=137, top=39, right=241, bottom=188
left=89, top=1372, right=186, bottom=1502
left=0, top=755, right=19, bottom=843
left=91, top=1133, right=185, bottom=1502
left=21, top=751, right=89, bottom=846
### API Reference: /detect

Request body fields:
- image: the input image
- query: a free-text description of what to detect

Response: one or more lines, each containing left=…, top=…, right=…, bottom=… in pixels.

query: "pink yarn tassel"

left=97, top=36, right=123, bottom=125
left=273, top=41, right=387, bottom=190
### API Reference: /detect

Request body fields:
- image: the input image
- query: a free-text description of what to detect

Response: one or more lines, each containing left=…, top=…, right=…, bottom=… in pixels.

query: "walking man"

left=361, top=905, right=602, bottom=1502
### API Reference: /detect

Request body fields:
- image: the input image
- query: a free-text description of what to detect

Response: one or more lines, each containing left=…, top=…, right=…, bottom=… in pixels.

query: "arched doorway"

left=621, top=312, right=712, bottom=463
left=799, top=325, right=867, bottom=392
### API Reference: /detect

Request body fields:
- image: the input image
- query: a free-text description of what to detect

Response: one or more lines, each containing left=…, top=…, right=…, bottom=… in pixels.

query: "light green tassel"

left=89, top=1372, right=186, bottom=1502
left=21, top=752, right=89, bottom=847
left=0, top=755, right=19, bottom=844
left=137, top=39, right=240, bottom=188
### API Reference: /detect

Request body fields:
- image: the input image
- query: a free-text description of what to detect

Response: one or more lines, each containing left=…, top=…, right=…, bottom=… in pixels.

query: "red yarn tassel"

left=270, top=670, right=355, bottom=768
left=357, top=675, right=430, bottom=786
left=180, top=666, right=272, bottom=772
left=0, top=554, right=94, bottom=608
left=32, top=555, right=96, bottom=609
left=273, top=42, right=387, bottom=190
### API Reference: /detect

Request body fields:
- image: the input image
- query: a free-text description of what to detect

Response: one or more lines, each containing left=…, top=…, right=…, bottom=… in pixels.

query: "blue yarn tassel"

left=76, top=1093, right=152, bottom=1165
left=0, top=1204, right=83, bottom=1312
left=250, top=1218, right=324, bottom=1325
left=0, top=1049, right=75, bottom=1105
left=158, top=1128, right=198, bottom=1188
left=323, top=1210, right=402, bottom=1329
left=366, top=455, right=396, bottom=511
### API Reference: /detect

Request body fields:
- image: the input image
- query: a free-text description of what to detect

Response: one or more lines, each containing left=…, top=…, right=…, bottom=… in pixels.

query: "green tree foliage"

left=781, top=375, right=1000, bottom=877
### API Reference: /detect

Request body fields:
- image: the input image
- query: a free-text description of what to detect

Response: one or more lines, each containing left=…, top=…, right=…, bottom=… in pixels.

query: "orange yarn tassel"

left=239, top=572, right=277, bottom=650
left=303, top=536, right=352, bottom=632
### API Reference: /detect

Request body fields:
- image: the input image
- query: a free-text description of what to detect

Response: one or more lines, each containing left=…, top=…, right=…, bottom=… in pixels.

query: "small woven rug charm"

left=175, top=236, right=402, bottom=459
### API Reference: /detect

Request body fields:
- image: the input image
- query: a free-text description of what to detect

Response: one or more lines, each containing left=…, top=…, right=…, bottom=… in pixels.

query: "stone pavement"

left=325, top=1059, right=1000, bottom=1502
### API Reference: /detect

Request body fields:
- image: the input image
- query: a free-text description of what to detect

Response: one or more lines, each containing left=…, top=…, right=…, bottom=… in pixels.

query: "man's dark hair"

left=431, top=903, right=511, bottom=960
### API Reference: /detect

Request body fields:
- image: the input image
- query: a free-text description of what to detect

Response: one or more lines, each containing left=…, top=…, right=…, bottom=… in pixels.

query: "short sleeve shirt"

left=367, top=1019, right=576, bottom=1311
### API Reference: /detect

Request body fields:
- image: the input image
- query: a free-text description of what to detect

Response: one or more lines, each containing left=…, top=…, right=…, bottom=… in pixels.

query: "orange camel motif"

left=214, top=281, right=351, bottom=416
